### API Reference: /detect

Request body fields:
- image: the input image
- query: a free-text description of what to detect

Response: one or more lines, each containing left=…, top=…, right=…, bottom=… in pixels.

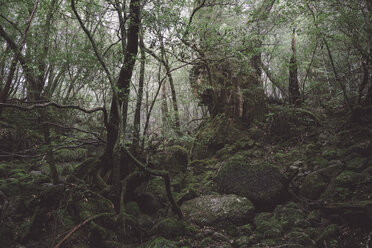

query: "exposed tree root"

left=54, top=212, right=115, bottom=248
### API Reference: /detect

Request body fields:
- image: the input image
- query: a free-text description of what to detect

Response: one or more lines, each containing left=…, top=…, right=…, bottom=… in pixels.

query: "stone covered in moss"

left=191, top=114, right=244, bottom=160
left=181, top=194, right=254, bottom=227
left=143, top=237, right=177, bottom=248
left=300, top=173, right=328, bottom=200
left=156, top=145, right=188, bottom=176
left=154, top=218, right=185, bottom=239
left=215, top=154, right=287, bottom=207
left=274, top=202, right=306, bottom=230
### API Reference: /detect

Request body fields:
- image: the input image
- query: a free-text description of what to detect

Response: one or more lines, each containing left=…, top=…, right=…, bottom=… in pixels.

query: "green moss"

left=216, top=154, right=286, bottom=205
left=234, top=235, right=251, bottom=247
left=316, top=224, right=338, bottom=241
left=334, top=171, right=367, bottom=186
left=155, top=218, right=185, bottom=239
left=287, top=231, right=314, bottom=246
left=254, top=213, right=283, bottom=236
left=345, top=157, right=367, bottom=171
left=189, top=159, right=216, bottom=175
left=314, top=157, right=328, bottom=167
left=191, top=114, right=244, bottom=159
left=200, top=237, right=213, bottom=247
left=300, top=173, right=328, bottom=200
left=142, top=237, right=177, bottom=248
left=322, top=149, right=337, bottom=160
left=226, top=225, right=239, bottom=236
left=125, top=201, right=140, bottom=216
left=184, top=224, right=199, bottom=235
left=274, top=203, right=306, bottom=230
left=238, top=224, right=253, bottom=235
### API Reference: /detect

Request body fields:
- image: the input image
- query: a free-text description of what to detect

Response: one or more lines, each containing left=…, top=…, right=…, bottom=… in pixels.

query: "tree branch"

left=0, top=102, right=108, bottom=125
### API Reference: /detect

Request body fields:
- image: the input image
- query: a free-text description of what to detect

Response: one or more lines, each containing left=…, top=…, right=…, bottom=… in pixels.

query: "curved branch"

left=54, top=212, right=115, bottom=248
left=0, top=102, right=108, bottom=125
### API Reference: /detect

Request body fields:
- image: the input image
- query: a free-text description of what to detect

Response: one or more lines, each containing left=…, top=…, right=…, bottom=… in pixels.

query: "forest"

left=0, top=0, right=371, bottom=247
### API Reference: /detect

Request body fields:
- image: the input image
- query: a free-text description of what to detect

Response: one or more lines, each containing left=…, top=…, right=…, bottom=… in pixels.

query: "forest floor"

left=0, top=104, right=371, bottom=248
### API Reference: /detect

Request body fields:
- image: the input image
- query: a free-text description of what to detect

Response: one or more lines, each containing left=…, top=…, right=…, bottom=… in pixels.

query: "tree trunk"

left=160, top=65, right=169, bottom=128
left=132, top=29, right=146, bottom=150
left=288, top=29, right=301, bottom=105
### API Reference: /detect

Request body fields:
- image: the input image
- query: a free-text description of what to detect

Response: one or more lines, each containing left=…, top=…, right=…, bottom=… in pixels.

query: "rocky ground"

left=0, top=105, right=371, bottom=247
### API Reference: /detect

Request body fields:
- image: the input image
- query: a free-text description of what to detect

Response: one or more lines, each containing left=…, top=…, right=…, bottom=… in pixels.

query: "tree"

left=288, top=29, right=301, bottom=105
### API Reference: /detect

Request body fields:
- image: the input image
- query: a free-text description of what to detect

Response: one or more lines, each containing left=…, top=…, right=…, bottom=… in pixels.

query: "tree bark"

left=288, top=29, right=301, bottom=105
left=132, top=28, right=146, bottom=150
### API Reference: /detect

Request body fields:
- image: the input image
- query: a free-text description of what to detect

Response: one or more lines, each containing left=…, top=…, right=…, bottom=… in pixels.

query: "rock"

left=181, top=194, right=255, bottom=227
left=215, top=155, right=287, bottom=207
left=300, top=173, right=328, bottom=200
left=191, top=114, right=245, bottom=160
left=320, top=169, right=371, bottom=201
left=315, top=160, right=344, bottom=178
left=157, top=145, right=188, bottom=176
left=154, top=218, right=185, bottom=239
left=143, top=237, right=177, bottom=248
left=274, top=202, right=306, bottom=230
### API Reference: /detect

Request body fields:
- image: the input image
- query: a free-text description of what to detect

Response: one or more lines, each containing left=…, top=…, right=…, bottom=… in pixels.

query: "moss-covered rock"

left=268, top=106, right=320, bottom=140
left=181, top=194, right=255, bottom=227
left=320, top=169, right=371, bottom=201
left=274, top=202, right=306, bottom=230
left=191, top=114, right=244, bottom=160
left=143, top=237, right=177, bottom=248
left=300, top=173, right=328, bottom=200
left=215, top=154, right=287, bottom=207
left=155, top=145, right=188, bottom=176
left=154, top=218, right=185, bottom=239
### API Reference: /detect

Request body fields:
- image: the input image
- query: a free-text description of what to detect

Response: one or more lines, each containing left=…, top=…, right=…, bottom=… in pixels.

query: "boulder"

left=215, top=155, right=287, bottom=207
left=300, top=173, right=328, bottom=200
left=181, top=194, right=255, bottom=227
left=155, top=145, right=188, bottom=176
left=154, top=218, right=185, bottom=239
